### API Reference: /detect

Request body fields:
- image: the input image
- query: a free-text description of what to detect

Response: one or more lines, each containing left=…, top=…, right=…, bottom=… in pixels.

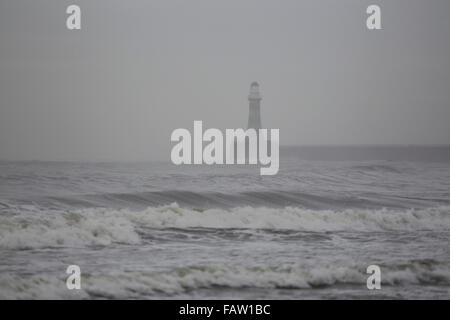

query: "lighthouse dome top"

left=248, top=81, right=262, bottom=100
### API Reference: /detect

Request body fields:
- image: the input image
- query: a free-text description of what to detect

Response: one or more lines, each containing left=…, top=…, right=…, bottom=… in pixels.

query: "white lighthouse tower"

left=247, top=82, right=262, bottom=130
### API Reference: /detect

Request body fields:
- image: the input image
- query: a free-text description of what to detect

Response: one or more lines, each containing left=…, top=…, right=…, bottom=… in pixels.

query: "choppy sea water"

left=0, top=146, right=449, bottom=299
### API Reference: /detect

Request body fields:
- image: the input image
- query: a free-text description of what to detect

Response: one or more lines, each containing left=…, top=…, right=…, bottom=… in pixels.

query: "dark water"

left=0, top=146, right=449, bottom=299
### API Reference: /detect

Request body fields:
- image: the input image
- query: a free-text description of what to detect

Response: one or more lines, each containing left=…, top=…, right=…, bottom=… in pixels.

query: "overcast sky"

left=0, top=0, right=449, bottom=161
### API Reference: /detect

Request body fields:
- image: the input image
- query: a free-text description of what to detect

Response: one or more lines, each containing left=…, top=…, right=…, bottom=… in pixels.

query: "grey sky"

left=0, top=0, right=449, bottom=161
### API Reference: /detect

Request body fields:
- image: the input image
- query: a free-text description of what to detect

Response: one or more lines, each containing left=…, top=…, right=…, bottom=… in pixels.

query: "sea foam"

left=1, top=260, right=449, bottom=299
left=0, top=203, right=449, bottom=249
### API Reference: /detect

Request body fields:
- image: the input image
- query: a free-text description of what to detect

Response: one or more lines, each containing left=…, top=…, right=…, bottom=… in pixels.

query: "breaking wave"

left=1, top=260, right=449, bottom=299
left=1, top=204, right=449, bottom=249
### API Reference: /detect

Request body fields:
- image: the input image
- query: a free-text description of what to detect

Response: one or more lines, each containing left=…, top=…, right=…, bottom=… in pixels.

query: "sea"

left=0, top=146, right=449, bottom=299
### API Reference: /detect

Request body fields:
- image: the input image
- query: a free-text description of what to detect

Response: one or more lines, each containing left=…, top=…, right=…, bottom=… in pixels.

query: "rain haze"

left=1, top=0, right=449, bottom=161
left=1, top=1, right=450, bottom=301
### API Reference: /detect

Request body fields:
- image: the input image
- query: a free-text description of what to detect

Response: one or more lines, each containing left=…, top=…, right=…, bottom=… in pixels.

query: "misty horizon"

left=1, top=0, right=450, bottom=162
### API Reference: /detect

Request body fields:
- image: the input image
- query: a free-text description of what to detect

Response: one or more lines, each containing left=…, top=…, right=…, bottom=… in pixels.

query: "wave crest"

left=1, top=260, right=448, bottom=299
left=1, top=204, right=449, bottom=249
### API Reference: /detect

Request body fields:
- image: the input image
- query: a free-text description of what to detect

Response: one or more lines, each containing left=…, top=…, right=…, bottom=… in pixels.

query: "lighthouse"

left=247, top=82, right=262, bottom=130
